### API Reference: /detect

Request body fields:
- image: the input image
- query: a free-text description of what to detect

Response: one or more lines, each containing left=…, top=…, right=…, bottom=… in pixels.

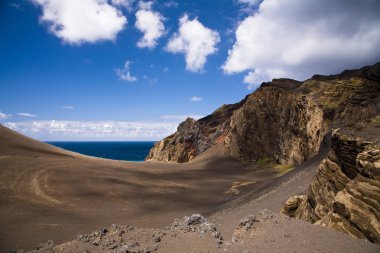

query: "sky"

left=1, top=0, right=380, bottom=141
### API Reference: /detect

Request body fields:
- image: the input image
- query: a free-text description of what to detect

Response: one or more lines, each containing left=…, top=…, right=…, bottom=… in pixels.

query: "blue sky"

left=1, top=0, right=380, bottom=140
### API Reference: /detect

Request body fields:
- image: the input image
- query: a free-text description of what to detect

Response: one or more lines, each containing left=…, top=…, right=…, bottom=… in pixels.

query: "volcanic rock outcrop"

left=146, top=100, right=245, bottom=162
left=146, top=63, right=380, bottom=166
left=225, top=82, right=327, bottom=165
left=281, top=63, right=380, bottom=242
left=282, top=128, right=380, bottom=243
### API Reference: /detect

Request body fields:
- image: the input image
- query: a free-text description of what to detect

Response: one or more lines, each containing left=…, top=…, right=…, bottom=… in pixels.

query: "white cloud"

left=166, top=15, right=220, bottom=72
left=135, top=4, right=165, bottom=49
left=111, top=0, right=135, bottom=11
left=17, top=113, right=38, bottom=118
left=0, top=112, right=12, bottom=119
left=190, top=96, right=203, bottom=102
left=223, top=0, right=380, bottom=88
left=62, top=105, right=74, bottom=110
left=161, top=115, right=204, bottom=121
left=243, top=69, right=269, bottom=90
left=3, top=120, right=180, bottom=141
left=32, top=0, right=127, bottom=44
left=115, top=60, right=137, bottom=82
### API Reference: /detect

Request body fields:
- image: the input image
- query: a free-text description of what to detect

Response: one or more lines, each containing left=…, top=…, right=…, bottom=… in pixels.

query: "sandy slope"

left=1, top=125, right=378, bottom=252
left=0, top=125, right=281, bottom=251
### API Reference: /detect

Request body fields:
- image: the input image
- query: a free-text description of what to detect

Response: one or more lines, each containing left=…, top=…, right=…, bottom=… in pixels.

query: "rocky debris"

left=165, top=214, right=223, bottom=245
left=25, top=214, right=224, bottom=253
left=282, top=128, right=380, bottom=243
left=186, top=213, right=205, bottom=225
left=14, top=209, right=380, bottom=253
left=232, top=209, right=278, bottom=244
left=35, top=241, right=54, bottom=251
left=76, top=224, right=161, bottom=253
left=232, top=215, right=257, bottom=243
left=7, top=241, right=56, bottom=253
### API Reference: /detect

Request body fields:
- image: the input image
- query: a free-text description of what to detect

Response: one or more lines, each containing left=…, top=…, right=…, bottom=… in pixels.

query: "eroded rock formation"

left=225, top=83, right=328, bottom=165
left=147, top=63, right=380, bottom=165
left=146, top=101, right=245, bottom=162
left=282, top=128, right=380, bottom=242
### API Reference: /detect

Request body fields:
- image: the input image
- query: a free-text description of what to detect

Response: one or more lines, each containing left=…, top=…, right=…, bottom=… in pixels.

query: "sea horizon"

left=47, top=141, right=156, bottom=162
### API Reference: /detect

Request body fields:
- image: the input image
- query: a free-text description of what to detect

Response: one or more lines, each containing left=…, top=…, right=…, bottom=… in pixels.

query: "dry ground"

left=0, top=125, right=281, bottom=251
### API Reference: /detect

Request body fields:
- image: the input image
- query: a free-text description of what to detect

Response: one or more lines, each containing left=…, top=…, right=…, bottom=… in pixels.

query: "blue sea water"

left=47, top=141, right=156, bottom=162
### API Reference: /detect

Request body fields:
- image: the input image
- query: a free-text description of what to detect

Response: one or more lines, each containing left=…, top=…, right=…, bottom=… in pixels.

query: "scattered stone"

left=153, top=235, right=161, bottom=243
left=238, top=215, right=257, bottom=229
left=211, top=231, right=220, bottom=238
left=35, top=240, right=54, bottom=251
left=99, top=228, right=108, bottom=236
left=186, top=214, right=205, bottom=225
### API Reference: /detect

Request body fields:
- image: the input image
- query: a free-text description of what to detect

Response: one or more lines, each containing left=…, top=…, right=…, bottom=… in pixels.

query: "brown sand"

left=0, top=125, right=280, bottom=251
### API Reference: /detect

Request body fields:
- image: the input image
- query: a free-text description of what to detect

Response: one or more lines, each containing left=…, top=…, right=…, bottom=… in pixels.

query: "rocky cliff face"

left=281, top=63, right=380, bottom=242
left=146, top=118, right=207, bottom=163
left=146, top=101, right=245, bottom=162
left=225, top=82, right=328, bottom=165
left=146, top=63, right=380, bottom=164
left=282, top=128, right=380, bottom=242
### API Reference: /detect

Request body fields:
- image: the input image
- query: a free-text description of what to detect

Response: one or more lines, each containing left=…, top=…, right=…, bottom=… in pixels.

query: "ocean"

left=47, top=141, right=156, bottom=162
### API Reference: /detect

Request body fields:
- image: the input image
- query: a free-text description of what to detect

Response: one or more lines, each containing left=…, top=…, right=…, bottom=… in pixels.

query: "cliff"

left=280, top=63, right=380, bottom=242
left=146, top=62, right=380, bottom=165
left=225, top=82, right=328, bottom=165
left=282, top=127, right=380, bottom=242
left=146, top=100, right=246, bottom=162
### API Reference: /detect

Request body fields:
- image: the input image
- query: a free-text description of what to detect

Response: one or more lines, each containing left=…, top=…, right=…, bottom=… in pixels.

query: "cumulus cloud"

left=32, top=0, right=127, bottom=44
left=135, top=3, right=165, bottom=49
left=223, top=0, right=380, bottom=89
left=17, top=113, right=38, bottom=118
left=115, top=60, right=137, bottom=82
left=190, top=96, right=203, bottom=102
left=62, top=105, right=74, bottom=110
left=166, top=15, right=220, bottom=72
left=3, top=120, right=179, bottom=141
left=0, top=112, right=12, bottom=119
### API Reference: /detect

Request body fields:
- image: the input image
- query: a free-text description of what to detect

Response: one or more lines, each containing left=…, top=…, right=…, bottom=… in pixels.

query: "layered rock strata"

left=282, top=129, right=380, bottom=242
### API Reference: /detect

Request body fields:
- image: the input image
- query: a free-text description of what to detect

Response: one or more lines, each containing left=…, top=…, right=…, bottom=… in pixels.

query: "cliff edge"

left=282, top=126, right=380, bottom=242
left=146, top=63, right=380, bottom=166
